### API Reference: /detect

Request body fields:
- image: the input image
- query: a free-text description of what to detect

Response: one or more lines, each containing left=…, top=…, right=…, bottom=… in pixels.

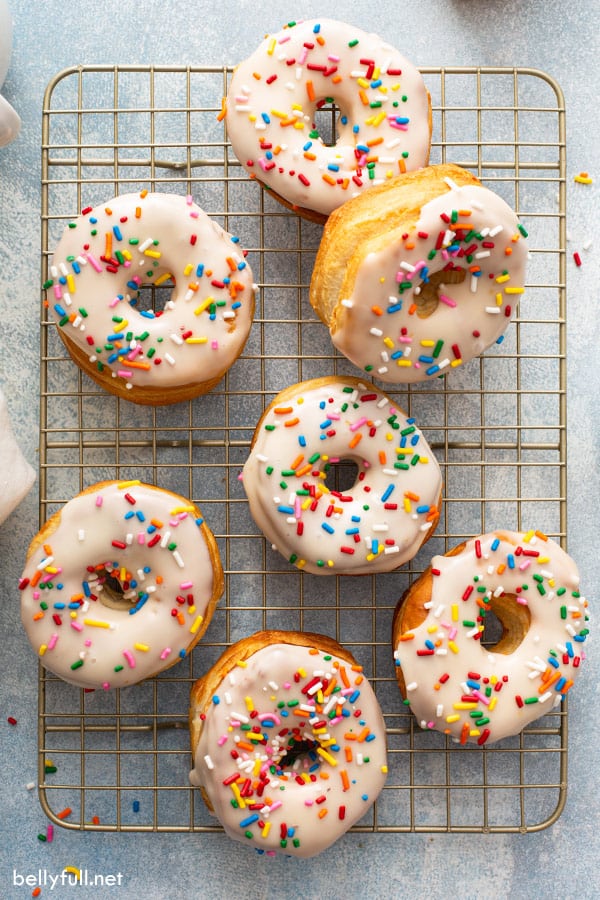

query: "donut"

left=189, top=629, right=388, bottom=857
left=46, top=191, right=255, bottom=405
left=392, top=530, right=589, bottom=744
left=309, top=163, right=529, bottom=382
left=18, top=481, right=224, bottom=690
left=242, top=376, right=442, bottom=575
left=224, top=18, right=431, bottom=222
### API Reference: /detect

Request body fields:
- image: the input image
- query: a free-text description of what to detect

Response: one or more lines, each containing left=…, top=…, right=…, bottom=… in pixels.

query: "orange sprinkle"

left=126, top=360, right=152, bottom=371
left=304, top=151, right=317, bottom=161
left=458, top=209, right=472, bottom=216
left=345, top=746, right=353, bottom=763
left=226, top=257, right=237, bottom=272
left=357, top=726, right=371, bottom=743
left=366, top=136, right=384, bottom=147
left=398, top=158, right=407, bottom=173
left=33, top=612, right=45, bottom=622
left=371, top=305, right=384, bottom=316
left=408, top=303, right=417, bottom=315
left=274, top=406, right=293, bottom=414
left=217, top=98, right=227, bottom=121
left=316, top=35, right=325, bottom=46
left=535, top=530, right=549, bottom=541
left=294, top=464, right=313, bottom=478
left=150, top=518, right=164, bottom=528
left=306, top=80, right=315, bottom=101
left=104, top=232, right=112, bottom=258
left=293, top=708, right=311, bottom=718
left=30, top=570, right=42, bottom=588
left=560, top=679, right=574, bottom=693
left=176, top=612, right=185, bottom=626
left=290, top=454, right=304, bottom=471
left=322, top=173, right=337, bottom=186
left=540, top=672, right=561, bottom=692
left=398, top=632, right=415, bottom=642
left=505, top=247, right=513, bottom=255
left=460, top=723, right=470, bottom=745
left=139, top=189, right=148, bottom=198
left=378, top=451, right=387, bottom=465
left=252, top=71, right=261, bottom=80
left=358, top=89, right=369, bottom=106
left=332, top=75, right=343, bottom=84
left=318, top=808, right=328, bottom=819
left=236, top=741, right=256, bottom=753
left=57, top=807, right=73, bottom=820
left=348, top=432, right=362, bottom=449
left=92, top=815, right=100, bottom=825
left=284, top=417, right=300, bottom=428
left=339, top=666, right=350, bottom=688
left=340, top=769, right=350, bottom=792
left=404, top=491, right=420, bottom=501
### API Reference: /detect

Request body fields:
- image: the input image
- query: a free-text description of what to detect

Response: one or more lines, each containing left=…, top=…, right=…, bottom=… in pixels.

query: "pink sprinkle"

left=102, top=682, right=110, bottom=691
left=472, top=689, right=491, bottom=707
left=211, top=340, right=219, bottom=350
left=118, top=369, right=132, bottom=379
left=160, top=648, right=172, bottom=660
left=217, top=735, right=228, bottom=746
left=85, top=252, right=103, bottom=273
left=123, top=650, right=136, bottom=668
left=53, top=284, right=63, bottom=299
left=350, top=416, right=368, bottom=432
left=448, top=627, right=458, bottom=640
left=48, top=633, right=59, bottom=650
left=180, top=581, right=193, bottom=590
left=186, top=195, right=193, bottom=205
left=47, top=825, right=54, bottom=843
left=137, top=533, right=145, bottom=545
left=439, top=294, right=457, bottom=307
left=516, top=597, right=529, bottom=606
left=70, top=621, right=84, bottom=632
left=96, top=496, right=103, bottom=507
left=519, top=561, right=531, bottom=572
left=109, top=295, right=122, bottom=308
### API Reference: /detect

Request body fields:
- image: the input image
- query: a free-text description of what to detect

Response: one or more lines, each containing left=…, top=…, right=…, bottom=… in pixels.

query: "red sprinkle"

left=7, top=716, right=17, bottom=725
left=573, top=252, right=582, bottom=267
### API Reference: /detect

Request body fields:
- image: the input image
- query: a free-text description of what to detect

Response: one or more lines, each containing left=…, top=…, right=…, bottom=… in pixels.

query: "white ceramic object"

left=0, top=0, right=20, bottom=146
left=0, top=387, right=35, bottom=524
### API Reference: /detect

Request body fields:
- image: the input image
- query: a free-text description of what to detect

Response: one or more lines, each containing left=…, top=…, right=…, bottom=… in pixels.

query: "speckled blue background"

left=0, top=2, right=598, bottom=898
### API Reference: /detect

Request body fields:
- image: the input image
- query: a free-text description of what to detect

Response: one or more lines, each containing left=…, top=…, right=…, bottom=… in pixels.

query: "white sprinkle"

left=172, top=550, right=185, bottom=568
left=406, top=681, right=418, bottom=692
left=165, top=353, right=176, bottom=365
left=204, top=755, right=214, bottom=770
left=170, top=333, right=184, bottom=345
left=341, top=298, right=353, bottom=308
left=485, top=306, right=501, bottom=314
left=78, top=530, right=85, bottom=541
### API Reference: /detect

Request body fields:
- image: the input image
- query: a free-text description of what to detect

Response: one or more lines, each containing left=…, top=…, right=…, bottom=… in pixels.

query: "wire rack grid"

left=37, top=65, right=567, bottom=835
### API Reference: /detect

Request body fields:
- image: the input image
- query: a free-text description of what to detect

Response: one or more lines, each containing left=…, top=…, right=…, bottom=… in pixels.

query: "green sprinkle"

left=524, top=697, right=539, bottom=705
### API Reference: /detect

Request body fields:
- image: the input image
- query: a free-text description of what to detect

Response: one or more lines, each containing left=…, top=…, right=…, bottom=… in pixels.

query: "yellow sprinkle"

left=427, top=625, right=438, bottom=634
left=496, top=292, right=503, bottom=305
left=117, top=480, right=141, bottom=489
left=185, top=337, right=208, bottom=344
left=267, top=38, right=276, bottom=55
left=189, top=616, right=204, bottom=634
left=450, top=358, right=463, bottom=368
left=448, top=641, right=459, bottom=654
left=183, top=264, right=194, bottom=276
left=446, top=714, right=461, bottom=723
left=574, top=173, right=593, bottom=184
left=154, top=271, right=172, bottom=285
left=396, top=358, right=413, bottom=367
left=403, top=497, right=411, bottom=513
left=316, top=747, right=338, bottom=767
left=420, top=339, right=435, bottom=347
left=453, top=702, right=478, bottom=710
left=194, top=296, right=214, bottom=316
left=383, top=337, right=394, bottom=348
left=230, top=782, right=245, bottom=809
left=504, top=286, right=524, bottom=294
left=495, top=273, right=510, bottom=284
left=83, top=619, right=111, bottom=628
left=236, top=660, right=247, bottom=668
left=170, top=505, right=196, bottom=515
left=245, top=695, right=255, bottom=712
left=134, top=643, right=150, bottom=652
left=270, top=109, right=287, bottom=119
left=489, top=697, right=498, bottom=711
left=262, top=821, right=271, bottom=838
left=144, top=249, right=161, bottom=259
left=39, top=644, right=48, bottom=656
left=357, top=77, right=370, bottom=88
left=451, top=604, right=459, bottom=622
left=63, top=867, right=81, bottom=880
left=66, top=275, right=76, bottom=293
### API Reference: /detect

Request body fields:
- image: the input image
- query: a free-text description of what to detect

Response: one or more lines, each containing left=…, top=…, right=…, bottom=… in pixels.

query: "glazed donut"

left=46, top=191, right=255, bottom=405
left=225, top=18, right=431, bottom=222
left=18, top=481, right=224, bottom=690
left=310, top=163, right=529, bottom=382
left=242, top=376, right=442, bottom=575
left=189, top=630, right=388, bottom=857
left=392, top=530, right=589, bottom=744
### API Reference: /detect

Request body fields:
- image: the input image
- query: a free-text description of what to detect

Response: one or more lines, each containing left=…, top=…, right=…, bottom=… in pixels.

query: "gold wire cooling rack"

left=38, top=65, right=567, bottom=834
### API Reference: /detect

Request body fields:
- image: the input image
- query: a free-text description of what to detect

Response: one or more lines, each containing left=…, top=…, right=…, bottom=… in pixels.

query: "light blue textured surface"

left=0, top=2, right=598, bottom=898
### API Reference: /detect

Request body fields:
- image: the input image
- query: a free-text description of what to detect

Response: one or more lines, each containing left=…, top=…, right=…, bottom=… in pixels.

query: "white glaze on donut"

left=394, top=531, right=589, bottom=744
left=331, top=182, right=528, bottom=382
left=46, top=192, right=255, bottom=398
left=225, top=18, right=431, bottom=218
left=242, top=377, right=442, bottom=574
left=19, top=481, right=223, bottom=690
left=189, top=641, right=388, bottom=857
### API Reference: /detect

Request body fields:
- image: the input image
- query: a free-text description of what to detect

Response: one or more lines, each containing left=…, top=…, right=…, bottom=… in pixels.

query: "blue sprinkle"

left=313, top=22, right=320, bottom=32
left=345, top=528, right=359, bottom=535
left=320, top=419, right=332, bottom=429
left=231, top=301, right=241, bottom=309
left=390, top=350, right=403, bottom=359
left=426, top=364, right=441, bottom=376
left=179, top=649, right=187, bottom=658
left=361, top=794, right=369, bottom=802
left=126, top=280, right=140, bottom=290
left=143, top=566, right=151, bottom=573
left=83, top=581, right=91, bottom=597
left=327, top=163, right=340, bottom=172
left=548, top=657, right=559, bottom=669
left=418, top=355, right=434, bottom=364
left=387, top=303, right=403, bottom=313
left=372, top=539, right=379, bottom=555
left=425, top=640, right=436, bottom=651
left=133, top=800, right=140, bottom=813
left=410, top=434, right=420, bottom=446
left=566, top=642, right=574, bottom=658
left=348, top=690, right=360, bottom=702
left=381, top=484, right=394, bottom=502
left=416, top=505, right=430, bottom=514
left=195, top=517, right=204, bottom=526
left=299, top=435, right=306, bottom=447
left=371, top=79, right=382, bottom=88
left=491, top=538, right=500, bottom=551
left=353, top=124, right=359, bottom=134
left=124, top=510, right=135, bottom=520
left=303, top=141, right=313, bottom=151
left=196, top=264, right=204, bottom=277
left=555, top=677, right=567, bottom=692
left=351, top=515, right=361, bottom=522
left=113, top=225, right=123, bottom=241
left=466, top=679, right=481, bottom=690
left=239, top=814, right=259, bottom=828
left=356, top=143, right=370, bottom=153
left=319, top=401, right=326, bottom=409
left=322, top=522, right=335, bottom=534
left=72, top=261, right=81, bottom=274
left=496, top=335, right=505, bottom=344
left=212, top=695, right=220, bottom=705
left=136, top=510, right=146, bottom=522
left=140, top=310, right=155, bottom=319
left=54, top=303, right=66, bottom=317
left=395, top=116, right=410, bottom=124
left=68, top=602, right=80, bottom=609
left=129, top=594, right=148, bottom=615
left=507, top=554, right=515, bottom=569
left=365, top=733, right=376, bottom=742
left=147, top=524, right=156, bottom=534
left=231, top=235, right=240, bottom=243
left=277, top=505, right=295, bottom=515
left=261, top=112, right=270, bottom=124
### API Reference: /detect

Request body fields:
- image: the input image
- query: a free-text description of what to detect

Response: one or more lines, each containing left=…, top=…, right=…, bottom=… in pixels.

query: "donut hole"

left=95, top=565, right=137, bottom=612
left=479, top=593, right=532, bottom=654
left=414, top=267, right=466, bottom=318
left=311, top=99, right=341, bottom=147
left=279, top=733, right=318, bottom=773
left=323, top=457, right=360, bottom=493
left=127, top=278, right=176, bottom=315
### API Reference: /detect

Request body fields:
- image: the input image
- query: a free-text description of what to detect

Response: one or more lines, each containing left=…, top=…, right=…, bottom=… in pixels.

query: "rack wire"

left=38, top=65, right=567, bottom=834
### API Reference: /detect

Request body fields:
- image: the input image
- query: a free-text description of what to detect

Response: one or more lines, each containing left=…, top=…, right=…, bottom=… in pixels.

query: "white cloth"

left=0, top=387, right=35, bottom=524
